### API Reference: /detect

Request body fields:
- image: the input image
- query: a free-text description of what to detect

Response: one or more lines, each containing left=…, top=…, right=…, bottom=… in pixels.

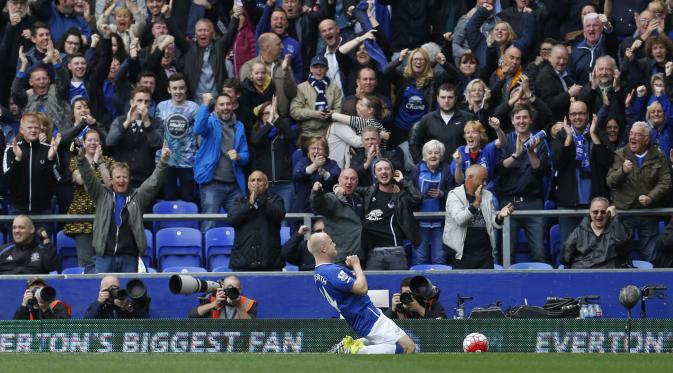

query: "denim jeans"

left=199, top=181, right=242, bottom=232
left=622, top=216, right=659, bottom=261
left=412, top=226, right=446, bottom=265
left=95, top=255, right=138, bottom=273
left=366, top=246, right=408, bottom=270
left=268, top=182, right=294, bottom=217
left=504, top=198, right=547, bottom=263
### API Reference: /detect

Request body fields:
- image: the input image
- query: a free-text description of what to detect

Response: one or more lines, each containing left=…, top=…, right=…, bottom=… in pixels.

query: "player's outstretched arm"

left=345, top=255, right=368, bottom=295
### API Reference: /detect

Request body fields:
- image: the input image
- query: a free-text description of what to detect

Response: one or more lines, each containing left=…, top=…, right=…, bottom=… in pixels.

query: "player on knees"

left=308, top=232, right=416, bottom=354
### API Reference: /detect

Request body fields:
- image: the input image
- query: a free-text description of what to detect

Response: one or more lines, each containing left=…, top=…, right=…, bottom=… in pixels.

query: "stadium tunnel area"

left=0, top=270, right=671, bottom=319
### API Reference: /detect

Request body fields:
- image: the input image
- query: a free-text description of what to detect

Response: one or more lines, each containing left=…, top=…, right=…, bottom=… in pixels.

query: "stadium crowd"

left=1, top=0, right=673, bottom=274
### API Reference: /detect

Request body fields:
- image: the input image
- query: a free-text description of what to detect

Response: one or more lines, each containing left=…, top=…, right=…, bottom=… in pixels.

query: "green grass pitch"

left=1, top=353, right=672, bottom=373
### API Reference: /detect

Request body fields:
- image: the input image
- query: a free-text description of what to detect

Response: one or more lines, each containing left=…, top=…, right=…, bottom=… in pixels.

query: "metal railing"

left=5, top=208, right=673, bottom=269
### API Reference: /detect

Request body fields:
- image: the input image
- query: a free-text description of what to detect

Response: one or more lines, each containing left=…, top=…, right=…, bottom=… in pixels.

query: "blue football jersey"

left=314, top=263, right=381, bottom=337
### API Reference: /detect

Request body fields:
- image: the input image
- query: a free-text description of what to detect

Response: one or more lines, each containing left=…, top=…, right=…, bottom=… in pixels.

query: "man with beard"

left=561, top=197, right=630, bottom=269
left=194, top=92, right=250, bottom=233
left=607, top=121, right=671, bottom=262
left=360, top=159, right=422, bottom=270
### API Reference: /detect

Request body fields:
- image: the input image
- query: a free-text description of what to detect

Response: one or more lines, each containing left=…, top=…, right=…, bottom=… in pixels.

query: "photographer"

left=13, top=277, right=71, bottom=320
left=83, top=276, right=149, bottom=319
left=188, top=275, right=257, bottom=319
left=385, top=277, right=447, bottom=319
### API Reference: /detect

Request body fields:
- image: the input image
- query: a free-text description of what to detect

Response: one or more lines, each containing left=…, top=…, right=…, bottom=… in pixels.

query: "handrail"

left=6, top=208, right=673, bottom=269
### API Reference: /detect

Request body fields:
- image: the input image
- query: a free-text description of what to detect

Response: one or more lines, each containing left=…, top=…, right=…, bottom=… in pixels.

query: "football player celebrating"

left=308, top=232, right=416, bottom=354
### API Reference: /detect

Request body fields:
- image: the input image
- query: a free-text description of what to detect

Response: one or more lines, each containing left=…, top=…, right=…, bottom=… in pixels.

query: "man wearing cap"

left=13, top=277, right=71, bottom=320
left=290, top=55, right=342, bottom=142
left=0, top=215, right=58, bottom=274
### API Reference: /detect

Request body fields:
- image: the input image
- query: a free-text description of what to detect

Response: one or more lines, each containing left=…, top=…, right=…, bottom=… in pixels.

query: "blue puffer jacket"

left=193, top=104, right=249, bottom=194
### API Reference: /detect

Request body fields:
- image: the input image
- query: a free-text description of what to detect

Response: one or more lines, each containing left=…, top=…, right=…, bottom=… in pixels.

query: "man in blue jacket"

left=194, top=92, right=250, bottom=232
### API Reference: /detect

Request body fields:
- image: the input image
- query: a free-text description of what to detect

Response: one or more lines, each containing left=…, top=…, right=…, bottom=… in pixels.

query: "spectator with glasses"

left=561, top=197, right=630, bottom=269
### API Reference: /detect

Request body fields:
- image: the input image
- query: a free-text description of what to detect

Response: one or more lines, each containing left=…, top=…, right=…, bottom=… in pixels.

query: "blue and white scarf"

left=308, top=74, right=331, bottom=111
left=573, top=127, right=591, bottom=173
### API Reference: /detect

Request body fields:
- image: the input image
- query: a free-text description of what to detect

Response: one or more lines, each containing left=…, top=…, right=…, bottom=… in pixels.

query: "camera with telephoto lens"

left=169, top=275, right=239, bottom=302
left=409, top=275, right=440, bottom=300
left=28, top=286, right=56, bottom=308
left=400, top=292, right=414, bottom=305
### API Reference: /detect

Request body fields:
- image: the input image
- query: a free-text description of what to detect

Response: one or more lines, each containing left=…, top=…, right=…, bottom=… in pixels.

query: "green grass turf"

left=1, top=353, right=672, bottom=373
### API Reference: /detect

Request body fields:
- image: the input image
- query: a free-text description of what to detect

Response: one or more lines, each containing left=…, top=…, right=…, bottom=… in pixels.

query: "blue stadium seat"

left=155, top=228, right=203, bottom=270
left=212, top=266, right=233, bottom=273
left=146, top=267, right=157, bottom=273
left=493, top=264, right=503, bottom=269
left=56, top=230, right=78, bottom=270
left=549, top=225, right=561, bottom=268
left=557, top=264, right=565, bottom=269
left=0, top=231, right=4, bottom=244
left=61, top=266, right=84, bottom=274
left=280, top=226, right=291, bottom=245
left=632, top=260, right=654, bottom=269
left=205, top=227, right=234, bottom=271
left=283, top=264, right=299, bottom=271
left=508, top=262, right=554, bottom=270
left=142, top=229, right=154, bottom=268
left=659, top=221, right=666, bottom=234
left=514, top=229, right=531, bottom=263
left=152, top=200, right=199, bottom=231
left=409, top=264, right=452, bottom=271
left=162, top=266, right=208, bottom=273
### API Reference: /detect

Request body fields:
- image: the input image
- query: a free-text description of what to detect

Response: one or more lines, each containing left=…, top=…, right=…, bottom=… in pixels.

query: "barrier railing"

left=4, top=208, right=673, bottom=269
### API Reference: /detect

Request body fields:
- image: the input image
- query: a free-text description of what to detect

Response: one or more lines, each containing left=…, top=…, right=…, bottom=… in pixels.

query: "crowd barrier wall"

left=0, top=270, right=671, bottom=320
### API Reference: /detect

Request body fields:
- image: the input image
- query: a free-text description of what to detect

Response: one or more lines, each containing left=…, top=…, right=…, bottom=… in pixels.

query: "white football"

left=463, top=332, right=489, bottom=352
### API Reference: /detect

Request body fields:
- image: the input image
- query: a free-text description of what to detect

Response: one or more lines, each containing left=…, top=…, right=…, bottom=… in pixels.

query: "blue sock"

left=395, top=343, right=404, bottom=354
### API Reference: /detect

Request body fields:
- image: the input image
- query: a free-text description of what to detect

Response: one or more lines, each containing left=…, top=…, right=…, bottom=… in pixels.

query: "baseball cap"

left=26, top=276, right=47, bottom=288
left=310, top=55, right=328, bottom=67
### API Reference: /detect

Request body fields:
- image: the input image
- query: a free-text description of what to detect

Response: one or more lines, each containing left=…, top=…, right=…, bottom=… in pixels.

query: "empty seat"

left=508, top=262, right=554, bottom=270
left=283, top=264, right=299, bottom=271
left=152, top=200, right=199, bottom=231
left=62, top=266, right=84, bottom=274
left=211, top=266, right=233, bottom=273
left=155, top=227, right=203, bottom=271
left=205, top=227, right=234, bottom=271
left=549, top=225, right=561, bottom=268
left=162, top=266, right=208, bottom=273
left=142, top=229, right=154, bottom=268
left=56, top=230, right=78, bottom=270
left=280, top=226, right=291, bottom=245
left=409, top=264, right=452, bottom=271
left=632, top=260, right=654, bottom=269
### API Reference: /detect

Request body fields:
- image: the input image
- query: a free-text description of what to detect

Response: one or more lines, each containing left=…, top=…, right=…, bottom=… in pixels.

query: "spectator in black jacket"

left=13, top=277, right=70, bottom=320
left=84, top=276, right=149, bottom=319
left=105, top=86, right=163, bottom=189
left=561, top=198, right=630, bottom=269
left=249, top=99, right=294, bottom=213
left=0, top=215, right=58, bottom=274
left=408, top=83, right=474, bottom=164
left=228, top=170, right=286, bottom=271
left=281, top=219, right=322, bottom=271
left=3, top=113, right=59, bottom=216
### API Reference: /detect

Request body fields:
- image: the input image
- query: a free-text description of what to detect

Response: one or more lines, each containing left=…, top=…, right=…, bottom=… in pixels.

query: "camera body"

left=221, top=284, right=240, bottom=301
left=28, top=286, right=56, bottom=307
left=399, top=292, right=414, bottom=305
left=107, top=285, right=128, bottom=301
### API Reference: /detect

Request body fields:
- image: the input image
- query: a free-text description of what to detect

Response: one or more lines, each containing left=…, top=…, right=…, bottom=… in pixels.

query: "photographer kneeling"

left=13, top=277, right=71, bottom=320
left=188, top=275, right=257, bottom=319
left=84, top=276, right=150, bottom=319
left=384, top=276, right=447, bottom=319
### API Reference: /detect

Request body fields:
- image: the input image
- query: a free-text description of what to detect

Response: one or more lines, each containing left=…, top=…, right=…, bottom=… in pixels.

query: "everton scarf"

left=308, top=74, right=331, bottom=111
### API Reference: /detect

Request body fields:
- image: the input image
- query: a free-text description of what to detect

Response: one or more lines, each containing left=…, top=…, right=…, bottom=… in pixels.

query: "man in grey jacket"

left=310, top=168, right=364, bottom=264
left=76, top=143, right=170, bottom=273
